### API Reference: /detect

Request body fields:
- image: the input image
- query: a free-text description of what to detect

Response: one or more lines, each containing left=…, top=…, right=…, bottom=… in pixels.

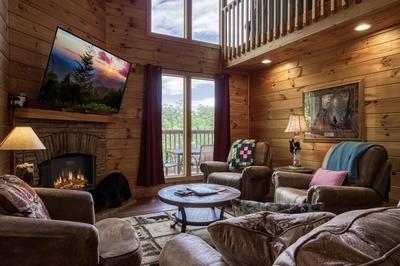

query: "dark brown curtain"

left=137, top=64, right=165, bottom=186
left=213, top=74, right=231, bottom=161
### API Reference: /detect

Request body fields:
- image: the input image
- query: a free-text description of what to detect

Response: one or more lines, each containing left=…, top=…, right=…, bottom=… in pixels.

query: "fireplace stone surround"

left=15, top=118, right=106, bottom=187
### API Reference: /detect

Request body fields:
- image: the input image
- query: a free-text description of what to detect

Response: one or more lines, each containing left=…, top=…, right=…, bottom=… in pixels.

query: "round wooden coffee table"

left=158, top=183, right=240, bottom=232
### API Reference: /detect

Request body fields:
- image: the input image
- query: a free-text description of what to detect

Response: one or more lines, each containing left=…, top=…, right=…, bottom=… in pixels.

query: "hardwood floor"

left=95, top=197, right=175, bottom=221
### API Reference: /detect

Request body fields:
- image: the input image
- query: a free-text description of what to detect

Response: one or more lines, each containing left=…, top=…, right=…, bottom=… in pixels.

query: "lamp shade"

left=0, top=127, right=46, bottom=150
left=284, top=115, right=309, bottom=133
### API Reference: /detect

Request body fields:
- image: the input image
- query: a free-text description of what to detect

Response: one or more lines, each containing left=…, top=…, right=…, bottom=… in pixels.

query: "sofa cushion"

left=160, top=233, right=228, bottom=266
left=231, top=199, right=325, bottom=217
left=0, top=174, right=50, bottom=219
left=208, top=211, right=335, bottom=266
left=207, top=172, right=242, bottom=189
left=309, top=168, right=347, bottom=187
left=275, top=187, right=308, bottom=204
left=273, top=207, right=400, bottom=266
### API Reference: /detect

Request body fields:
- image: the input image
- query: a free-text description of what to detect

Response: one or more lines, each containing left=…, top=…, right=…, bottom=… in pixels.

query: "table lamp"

left=0, top=127, right=46, bottom=183
left=284, top=115, right=309, bottom=168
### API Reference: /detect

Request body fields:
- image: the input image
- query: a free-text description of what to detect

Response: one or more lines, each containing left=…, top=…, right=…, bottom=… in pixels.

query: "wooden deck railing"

left=221, top=0, right=361, bottom=62
left=162, top=129, right=214, bottom=153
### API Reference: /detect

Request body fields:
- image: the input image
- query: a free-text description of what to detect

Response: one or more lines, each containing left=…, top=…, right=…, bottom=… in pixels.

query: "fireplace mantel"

left=15, top=108, right=118, bottom=123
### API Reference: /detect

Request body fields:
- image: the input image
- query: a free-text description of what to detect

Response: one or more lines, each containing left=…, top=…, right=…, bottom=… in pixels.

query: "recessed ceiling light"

left=262, top=59, right=272, bottom=64
left=354, top=23, right=371, bottom=31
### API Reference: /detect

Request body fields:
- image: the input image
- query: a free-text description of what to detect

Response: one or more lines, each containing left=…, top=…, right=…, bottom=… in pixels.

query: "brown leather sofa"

left=0, top=188, right=142, bottom=266
left=159, top=206, right=400, bottom=266
left=200, top=141, right=273, bottom=201
left=274, top=145, right=391, bottom=214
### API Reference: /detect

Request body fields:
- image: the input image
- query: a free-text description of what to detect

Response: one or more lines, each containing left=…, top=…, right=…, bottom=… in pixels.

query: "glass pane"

left=162, top=75, right=185, bottom=177
left=191, top=78, right=215, bottom=175
left=192, top=0, right=219, bottom=44
left=151, top=0, right=184, bottom=38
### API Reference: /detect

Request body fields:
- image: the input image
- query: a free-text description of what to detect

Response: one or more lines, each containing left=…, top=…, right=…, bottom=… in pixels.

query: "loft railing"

left=221, top=0, right=361, bottom=62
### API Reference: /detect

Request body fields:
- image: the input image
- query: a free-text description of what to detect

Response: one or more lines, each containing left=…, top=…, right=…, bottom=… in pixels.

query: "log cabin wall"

left=6, top=0, right=249, bottom=197
left=0, top=0, right=9, bottom=173
left=105, top=0, right=248, bottom=197
left=249, top=25, right=400, bottom=202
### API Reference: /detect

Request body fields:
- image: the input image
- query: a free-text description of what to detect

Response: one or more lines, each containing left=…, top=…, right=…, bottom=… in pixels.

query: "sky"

left=151, top=0, right=219, bottom=44
left=52, top=28, right=130, bottom=85
left=162, top=75, right=215, bottom=111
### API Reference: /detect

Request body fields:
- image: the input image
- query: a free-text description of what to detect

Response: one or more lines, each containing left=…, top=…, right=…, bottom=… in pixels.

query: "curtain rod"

left=132, top=63, right=221, bottom=75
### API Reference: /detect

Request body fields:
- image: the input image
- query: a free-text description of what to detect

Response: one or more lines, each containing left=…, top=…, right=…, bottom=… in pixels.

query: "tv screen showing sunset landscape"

left=39, top=28, right=130, bottom=113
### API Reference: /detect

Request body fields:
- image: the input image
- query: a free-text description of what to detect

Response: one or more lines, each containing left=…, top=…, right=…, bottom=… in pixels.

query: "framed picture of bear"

left=303, top=80, right=364, bottom=142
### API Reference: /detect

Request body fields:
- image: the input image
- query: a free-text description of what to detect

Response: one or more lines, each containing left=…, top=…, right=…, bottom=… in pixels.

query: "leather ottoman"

left=95, top=218, right=142, bottom=266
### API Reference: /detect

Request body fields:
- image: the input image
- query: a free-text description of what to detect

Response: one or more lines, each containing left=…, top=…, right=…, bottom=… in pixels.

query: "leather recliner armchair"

left=0, top=188, right=142, bottom=266
left=273, top=145, right=392, bottom=214
left=200, top=141, right=273, bottom=201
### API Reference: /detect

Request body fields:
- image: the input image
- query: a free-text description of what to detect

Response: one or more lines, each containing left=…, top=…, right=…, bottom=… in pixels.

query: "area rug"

left=122, top=209, right=233, bottom=266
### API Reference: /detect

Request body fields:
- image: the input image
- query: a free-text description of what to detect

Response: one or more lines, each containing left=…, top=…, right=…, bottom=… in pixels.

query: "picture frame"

left=303, top=80, right=364, bottom=142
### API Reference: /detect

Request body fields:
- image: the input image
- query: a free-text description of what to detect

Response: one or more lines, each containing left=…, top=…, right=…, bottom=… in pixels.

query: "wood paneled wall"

left=6, top=0, right=249, bottom=197
left=249, top=26, right=400, bottom=202
left=0, top=0, right=9, bottom=173
left=105, top=0, right=248, bottom=197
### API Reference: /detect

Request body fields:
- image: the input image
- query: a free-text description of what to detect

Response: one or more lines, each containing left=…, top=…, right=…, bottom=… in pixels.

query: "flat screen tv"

left=39, top=27, right=130, bottom=114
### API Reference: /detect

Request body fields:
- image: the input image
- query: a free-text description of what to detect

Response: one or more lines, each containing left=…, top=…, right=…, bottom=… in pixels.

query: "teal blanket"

left=326, top=142, right=376, bottom=179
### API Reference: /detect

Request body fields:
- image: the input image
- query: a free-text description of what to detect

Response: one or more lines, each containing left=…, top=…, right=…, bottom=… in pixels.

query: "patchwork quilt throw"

left=228, top=139, right=257, bottom=169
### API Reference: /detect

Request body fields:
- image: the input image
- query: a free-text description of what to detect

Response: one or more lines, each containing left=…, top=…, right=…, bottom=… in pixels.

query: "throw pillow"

left=309, top=168, right=347, bottom=188
left=208, top=211, right=335, bottom=266
left=231, top=199, right=325, bottom=217
left=227, top=139, right=257, bottom=170
left=0, top=174, right=51, bottom=219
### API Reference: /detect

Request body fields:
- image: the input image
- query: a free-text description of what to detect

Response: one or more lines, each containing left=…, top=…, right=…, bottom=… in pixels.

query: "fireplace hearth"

left=14, top=119, right=106, bottom=186
left=39, top=153, right=95, bottom=190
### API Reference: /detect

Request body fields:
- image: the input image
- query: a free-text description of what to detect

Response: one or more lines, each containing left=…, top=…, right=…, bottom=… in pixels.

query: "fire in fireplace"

left=39, top=153, right=95, bottom=190
left=53, top=168, right=88, bottom=189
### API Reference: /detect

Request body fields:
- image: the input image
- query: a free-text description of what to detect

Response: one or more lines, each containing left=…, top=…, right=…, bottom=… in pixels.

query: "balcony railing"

left=162, top=129, right=214, bottom=152
left=221, top=0, right=361, bottom=62
left=162, top=130, right=214, bottom=176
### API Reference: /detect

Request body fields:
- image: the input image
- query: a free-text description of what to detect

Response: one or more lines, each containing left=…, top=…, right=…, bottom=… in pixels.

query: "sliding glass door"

left=161, top=74, right=215, bottom=178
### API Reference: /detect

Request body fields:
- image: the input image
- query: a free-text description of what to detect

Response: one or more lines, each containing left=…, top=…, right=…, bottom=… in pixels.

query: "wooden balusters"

left=273, top=0, right=277, bottom=38
left=229, top=3, right=232, bottom=59
left=221, top=0, right=361, bottom=63
left=231, top=1, right=236, bottom=57
left=295, top=0, right=299, bottom=29
left=320, top=0, right=325, bottom=17
left=241, top=0, right=245, bottom=53
left=246, top=0, right=250, bottom=51
left=312, top=0, right=316, bottom=21
left=331, top=0, right=336, bottom=13
left=250, top=0, right=254, bottom=49
left=288, top=0, right=293, bottom=32
left=261, top=0, right=265, bottom=44
left=267, top=0, right=271, bottom=41
left=280, top=0, right=286, bottom=36
left=236, top=1, right=240, bottom=56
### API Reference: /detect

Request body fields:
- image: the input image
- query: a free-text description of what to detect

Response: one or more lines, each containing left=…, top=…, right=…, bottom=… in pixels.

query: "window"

left=162, top=74, right=215, bottom=178
left=192, top=1, right=219, bottom=44
left=151, top=0, right=184, bottom=38
left=150, top=0, right=219, bottom=45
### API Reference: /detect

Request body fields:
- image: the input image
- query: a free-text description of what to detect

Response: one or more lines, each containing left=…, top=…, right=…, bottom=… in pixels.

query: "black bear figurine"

left=92, top=172, right=131, bottom=212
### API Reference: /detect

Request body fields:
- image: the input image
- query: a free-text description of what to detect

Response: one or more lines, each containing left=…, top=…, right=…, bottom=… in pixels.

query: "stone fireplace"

left=15, top=119, right=106, bottom=188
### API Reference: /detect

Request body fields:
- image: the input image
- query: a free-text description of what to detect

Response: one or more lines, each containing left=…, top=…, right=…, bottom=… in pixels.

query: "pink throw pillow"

left=0, top=174, right=51, bottom=219
left=309, top=168, right=347, bottom=188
